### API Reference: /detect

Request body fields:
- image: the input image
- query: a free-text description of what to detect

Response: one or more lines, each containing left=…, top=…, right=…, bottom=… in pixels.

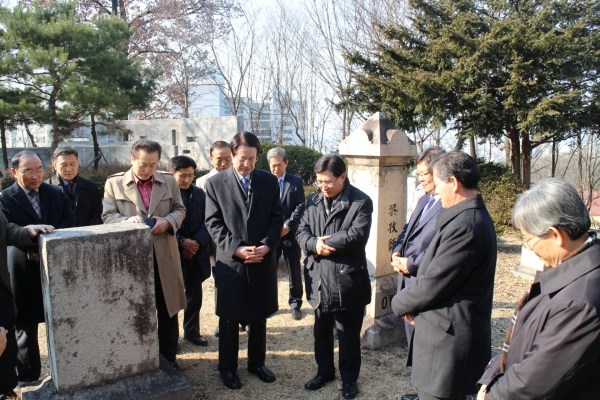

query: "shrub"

left=477, top=160, right=524, bottom=236
left=257, top=142, right=322, bottom=184
left=304, top=185, right=318, bottom=200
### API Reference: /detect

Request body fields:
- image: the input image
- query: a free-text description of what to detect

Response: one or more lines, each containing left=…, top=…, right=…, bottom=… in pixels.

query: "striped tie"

left=28, top=191, right=42, bottom=219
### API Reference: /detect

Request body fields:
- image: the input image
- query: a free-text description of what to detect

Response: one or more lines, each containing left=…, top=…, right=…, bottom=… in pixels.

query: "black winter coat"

left=46, top=174, right=102, bottom=227
left=205, top=167, right=284, bottom=321
left=391, top=194, right=497, bottom=398
left=478, top=239, right=600, bottom=399
left=296, top=181, right=372, bottom=313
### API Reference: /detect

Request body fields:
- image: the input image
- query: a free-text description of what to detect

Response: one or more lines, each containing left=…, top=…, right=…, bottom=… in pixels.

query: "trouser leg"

left=335, top=307, right=365, bottom=385
left=282, top=241, right=303, bottom=310
left=313, top=307, right=335, bottom=377
left=218, top=318, right=239, bottom=374
left=154, top=260, right=178, bottom=363
left=182, top=259, right=202, bottom=338
left=14, top=323, right=40, bottom=383
left=417, top=389, right=467, bottom=400
left=0, top=311, right=17, bottom=393
left=247, top=318, right=267, bottom=369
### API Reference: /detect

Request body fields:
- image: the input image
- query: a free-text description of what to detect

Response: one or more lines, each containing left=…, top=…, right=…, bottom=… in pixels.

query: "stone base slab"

left=21, top=356, right=192, bottom=400
left=366, top=273, right=399, bottom=319
left=511, top=265, right=538, bottom=281
left=360, top=313, right=407, bottom=349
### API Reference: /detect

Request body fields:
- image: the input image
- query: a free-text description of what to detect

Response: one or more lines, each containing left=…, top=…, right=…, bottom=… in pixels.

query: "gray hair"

left=512, top=178, right=590, bottom=240
left=266, top=147, right=288, bottom=163
left=52, top=146, right=79, bottom=161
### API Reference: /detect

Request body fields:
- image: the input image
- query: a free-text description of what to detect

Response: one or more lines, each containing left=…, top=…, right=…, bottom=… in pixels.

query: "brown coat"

left=102, top=169, right=186, bottom=317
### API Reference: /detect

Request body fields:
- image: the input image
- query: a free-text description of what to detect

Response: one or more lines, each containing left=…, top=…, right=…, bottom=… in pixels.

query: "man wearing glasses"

left=204, top=132, right=284, bottom=390
left=0, top=151, right=75, bottom=384
left=296, top=154, right=373, bottom=399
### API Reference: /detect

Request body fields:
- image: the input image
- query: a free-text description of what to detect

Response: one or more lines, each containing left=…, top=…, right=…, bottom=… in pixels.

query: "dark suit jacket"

left=205, top=167, right=284, bottom=321
left=392, top=194, right=497, bottom=397
left=0, top=212, right=33, bottom=392
left=0, top=182, right=75, bottom=324
left=279, top=173, right=305, bottom=233
left=176, top=185, right=211, bottom=282
left=392, top=194, right=442, bottom=278
left=46, top=174, right=102, bottom=227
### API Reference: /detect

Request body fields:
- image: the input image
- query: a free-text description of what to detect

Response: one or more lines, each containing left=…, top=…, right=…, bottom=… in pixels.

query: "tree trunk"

left=91, top=115, right=101, bottom=171
left=469, top=135, right=477, bottom=159
left=577, top=129, right=583, bottom=196
left=506, top=121, right=521, bottom=180
left=112, top=0, right=118, bottom=14
left=25, top=124, right=37, bottom=147
left=1, top=120, right=8, bottom=171
left=454, top=136, right=465, bottom=151
left=49, top=86, right=60, bottom=151
left=551, top=136, right=557, bottom=177
left=521, top=133, right=532, bottom=189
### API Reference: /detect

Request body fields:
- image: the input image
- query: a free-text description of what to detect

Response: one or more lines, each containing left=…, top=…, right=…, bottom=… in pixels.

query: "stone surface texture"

left=39, top=224, right=158, bottom=393
left=339, top=112, right=415, bottom=348
left=21, top=356, right=192, bottom=400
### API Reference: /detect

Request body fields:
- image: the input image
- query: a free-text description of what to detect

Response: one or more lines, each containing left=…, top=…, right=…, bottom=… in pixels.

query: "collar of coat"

left=124, top=169, right=167, bottom=186
left=434, top=193, right=486, bottom=231
left=312, top=179, right=352, bottom=214
left=534, top=235, right=600, bottom=296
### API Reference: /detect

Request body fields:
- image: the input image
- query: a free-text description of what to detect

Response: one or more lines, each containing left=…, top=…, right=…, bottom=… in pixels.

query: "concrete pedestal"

left=21, top=356, right=192, bottom=400
left=27, top=224, right=191, bottom=398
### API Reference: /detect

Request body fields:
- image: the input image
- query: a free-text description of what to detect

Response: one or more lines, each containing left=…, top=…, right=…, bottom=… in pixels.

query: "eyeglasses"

left=17, top=168, right=44, bottom=177
left=415, top=172, right=431, bottom=178
left=315, top=177, right=340, bottom=188
left=520, top=235, right=541, bottom=251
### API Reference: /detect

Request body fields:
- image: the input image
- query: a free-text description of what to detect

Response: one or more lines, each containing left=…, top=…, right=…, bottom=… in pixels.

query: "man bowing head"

left=204, top=132, right=284, bottom=390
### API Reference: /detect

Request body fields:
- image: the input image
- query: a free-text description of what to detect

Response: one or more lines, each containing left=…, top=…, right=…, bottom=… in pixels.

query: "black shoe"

left=0, top=390, right=19, bottom=400
left=401, top=395, right=418, bottom=400
left=169, top=361, right=182, bottom=372
left=215, top=327, right=219, bottom=337
left=220, top=372, right=242, bottom=390
left=248, top=366, right=276, bottom=383
left=305, top=374, right=335, bottom=390
left=240, top=322, right=250, bottom=333
left=342, top=383, right=358, bottom=399
left=292, top=309, right=302, bottom=320
left=185, top=335, right=208, bottom=347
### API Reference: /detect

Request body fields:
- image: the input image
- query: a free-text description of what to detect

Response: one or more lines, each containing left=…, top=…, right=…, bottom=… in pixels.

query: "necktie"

left=241, top=177, right=249, bottom=195
left=66, top=182, right=73, bottom=196
left=419, top=195, right=436, bottom=222
left=28, top=191, right=42, bottom=218
left=279, top=179, right=284, bottom=198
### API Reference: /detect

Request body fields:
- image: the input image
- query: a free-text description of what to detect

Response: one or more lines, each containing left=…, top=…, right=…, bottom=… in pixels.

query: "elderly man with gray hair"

left=477, top=178, right=600, bottom=399
left=267, top=147, right=305, bottom=320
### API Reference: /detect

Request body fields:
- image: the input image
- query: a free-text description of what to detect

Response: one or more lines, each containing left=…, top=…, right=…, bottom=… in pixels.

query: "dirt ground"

left=37, top=245, right=527, bottom=399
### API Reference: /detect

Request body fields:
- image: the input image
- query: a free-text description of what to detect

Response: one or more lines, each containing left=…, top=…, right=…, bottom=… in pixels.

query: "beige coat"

left=102, top=169, right=186, bottom=317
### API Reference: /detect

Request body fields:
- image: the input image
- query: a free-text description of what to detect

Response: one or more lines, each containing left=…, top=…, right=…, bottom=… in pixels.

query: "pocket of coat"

left=419, top=310, right=452, bottom=333
left=336, top=265, right=367, bottom=307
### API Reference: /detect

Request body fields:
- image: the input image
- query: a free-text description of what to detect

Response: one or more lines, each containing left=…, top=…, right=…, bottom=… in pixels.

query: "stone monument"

left=21, top=224, right=191, bottom=399
left=512, top=246, right=545, bottom=280
left=339, top=112, right=417, bottom=349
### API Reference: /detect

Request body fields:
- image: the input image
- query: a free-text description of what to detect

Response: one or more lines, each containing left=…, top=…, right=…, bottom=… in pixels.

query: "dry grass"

left=37, top=246, right=526, bottom=399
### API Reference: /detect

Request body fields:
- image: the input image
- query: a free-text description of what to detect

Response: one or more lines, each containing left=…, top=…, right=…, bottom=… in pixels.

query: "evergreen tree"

left=345, top=0, right=600, bottom=187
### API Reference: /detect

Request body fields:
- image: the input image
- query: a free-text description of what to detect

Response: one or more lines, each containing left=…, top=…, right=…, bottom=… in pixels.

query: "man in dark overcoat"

left=266, top=147, right=306, bottom=320
left=0, top=171, right=55, bottom=398
left=392, top=151, right=497, bottom=400
left=169, top=156, right=211, bottom=347
left=45, top=146, right=102, bottom=227
left=204, top=132, right=284, bottom=390
left=296, top=154, right=373, bottom=400
left=0, top=151, right=75, bottom=384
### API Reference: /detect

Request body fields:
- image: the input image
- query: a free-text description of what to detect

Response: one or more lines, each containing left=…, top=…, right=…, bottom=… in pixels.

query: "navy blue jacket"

left=0, top=182, right=75, bottom=324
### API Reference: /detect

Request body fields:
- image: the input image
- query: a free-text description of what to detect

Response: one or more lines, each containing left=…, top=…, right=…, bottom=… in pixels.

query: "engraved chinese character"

left=388, top=238, right=396, bottom=251
left=388, top=203, right=398, bottom=216
left=388, top=221, right=398, bottom=233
